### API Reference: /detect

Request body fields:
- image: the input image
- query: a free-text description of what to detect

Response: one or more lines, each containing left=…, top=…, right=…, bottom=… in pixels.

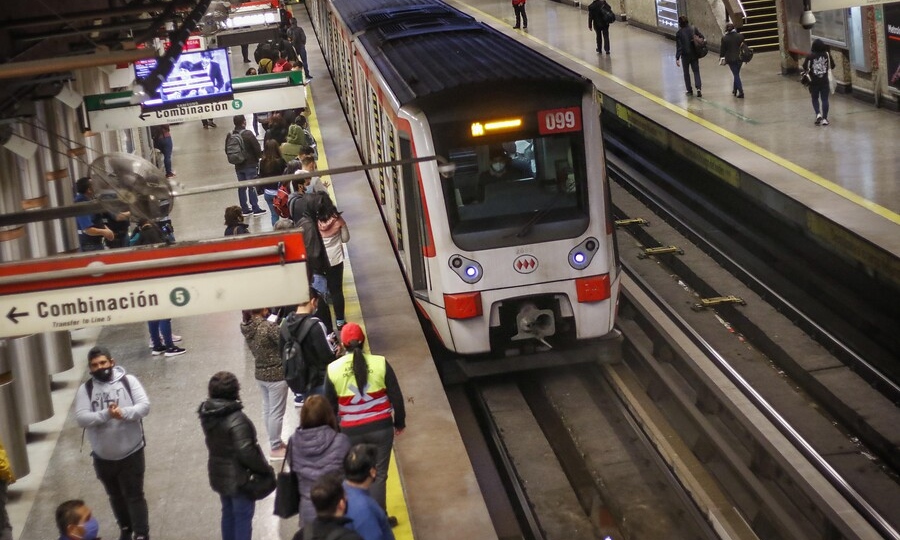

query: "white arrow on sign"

left=87, top=84, right=306, bottom=132
left=0, top=263, right=307, bottom=338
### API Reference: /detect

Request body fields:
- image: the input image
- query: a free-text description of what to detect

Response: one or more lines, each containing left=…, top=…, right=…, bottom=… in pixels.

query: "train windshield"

left=439, top=133, right=590, bottom=250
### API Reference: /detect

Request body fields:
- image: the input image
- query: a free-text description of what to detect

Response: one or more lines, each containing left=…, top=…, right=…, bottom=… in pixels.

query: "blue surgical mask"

left=77, top=517, right=100, bottom=540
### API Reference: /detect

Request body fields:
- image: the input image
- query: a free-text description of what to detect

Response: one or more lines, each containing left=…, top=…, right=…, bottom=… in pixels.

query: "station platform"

left=450, top=0, right=900, bottom=270
left=4, top=5, right=493, bottom=539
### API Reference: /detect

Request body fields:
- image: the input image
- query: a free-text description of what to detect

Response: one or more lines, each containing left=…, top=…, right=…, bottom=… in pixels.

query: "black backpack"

left=281, top=316, right=317, bottom=394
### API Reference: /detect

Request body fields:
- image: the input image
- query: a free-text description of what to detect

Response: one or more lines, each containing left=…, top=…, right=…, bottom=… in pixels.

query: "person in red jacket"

left=512, top=0, right=527, bottom=29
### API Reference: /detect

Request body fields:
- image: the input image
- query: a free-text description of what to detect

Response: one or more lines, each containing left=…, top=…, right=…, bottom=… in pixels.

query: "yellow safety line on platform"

left=307, top=87, right=414, bottom=539
left=460, top=2, right=900, bottom=227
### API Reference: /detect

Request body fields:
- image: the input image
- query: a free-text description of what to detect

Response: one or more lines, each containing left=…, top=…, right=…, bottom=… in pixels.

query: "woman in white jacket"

left=317, top=196, right=350, bottom=331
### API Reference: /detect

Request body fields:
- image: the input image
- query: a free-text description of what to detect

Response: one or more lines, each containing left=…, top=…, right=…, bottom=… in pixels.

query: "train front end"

left=419, top=83, right=620, bottom=356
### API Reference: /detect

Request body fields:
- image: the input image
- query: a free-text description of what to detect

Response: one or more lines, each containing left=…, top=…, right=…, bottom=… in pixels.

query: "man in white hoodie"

left=75, top=346, right=151, bottom=540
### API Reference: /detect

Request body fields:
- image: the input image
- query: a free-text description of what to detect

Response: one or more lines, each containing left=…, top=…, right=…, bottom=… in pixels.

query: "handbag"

left=241, top=464, right=277, bottom=500
left=828, top=66, right=837, bottom=94
left=273, top=441, right=300, bottom=518
left=800, top=69, right=811, bottom=87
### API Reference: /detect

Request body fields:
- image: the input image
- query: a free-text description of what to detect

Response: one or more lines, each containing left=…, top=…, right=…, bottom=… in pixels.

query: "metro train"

left=306, top=0, right=620, bottom=355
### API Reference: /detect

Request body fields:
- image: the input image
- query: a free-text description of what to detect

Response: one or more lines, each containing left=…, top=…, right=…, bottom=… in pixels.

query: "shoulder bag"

left=242, top=464, right=277, bottom=500
left=273, top=440, right=300, bottom=518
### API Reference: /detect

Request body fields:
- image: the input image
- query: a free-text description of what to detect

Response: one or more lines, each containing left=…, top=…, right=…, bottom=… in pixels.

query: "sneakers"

left=151, top=346, right=167, bottom=356
left=815, top=114, right=823, bottom=125
left=820, top=118, right=829, bottom=126
left=241, top=209, right=253, bottom=216
left=252, top=208, right=268, bottom=216
left=207, top=121, right=217, bottom=128
left=294, top=395, right=305, bottom=408
left=736, top=92, right=744, bottom=99
left=387, top=516, right=399, bottom=528
left=148, top=335, right=181, bottom=348
left=164, top=346, right=187, bottom=357
left=696, top=90, right=702, bottom=97
left=685, top=90, right=693, bottom=96
left=165, top=172, right=176, bottom=178
left=269, top=446, right=286, bottom=459
left=336, top=320, right=346, bottom=332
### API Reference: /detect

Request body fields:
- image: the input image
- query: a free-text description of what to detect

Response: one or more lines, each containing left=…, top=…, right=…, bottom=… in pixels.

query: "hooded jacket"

left=0, top=437, right=15, bottom=484
left=288, top=425, right=351, bottom=524
left=280, top=124, right=305, bottom=163
left=241, top=316, right=284, bottom=382
left=75, top=365, right=150, bottom=461
left=198, top=398, right=272, bottom=496
left=318, top=214, right=349, bottom=267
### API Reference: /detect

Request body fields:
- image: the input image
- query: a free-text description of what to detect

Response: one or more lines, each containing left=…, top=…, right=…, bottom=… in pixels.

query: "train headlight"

left=568, top=237, right=599, bottom=270
left=449, top=254, right=483, bottom=284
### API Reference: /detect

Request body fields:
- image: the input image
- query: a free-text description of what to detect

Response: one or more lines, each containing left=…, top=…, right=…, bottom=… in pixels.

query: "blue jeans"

left=148, top=319, right=175, bottom=348
left=256, top=379, right=289, bottom=449
left=298, top=46, right=311, bottom=78
left=263, top=191, right=278, bottom=226
left=728, top=61, right=743, bottom=94
left=810, top=85, right=829, bottom=119
left=155, top=136, right=173, bottom=175
left=236, top=166, right=262, bottom=213
left=682, top=58, right=701, bottom=92
left=220, top=494, right=255, bottom=540
left=345, top=426, right=394, bottom=510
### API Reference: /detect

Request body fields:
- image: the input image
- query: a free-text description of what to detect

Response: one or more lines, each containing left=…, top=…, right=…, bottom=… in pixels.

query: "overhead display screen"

left=135, top=48, right=233, bottom=110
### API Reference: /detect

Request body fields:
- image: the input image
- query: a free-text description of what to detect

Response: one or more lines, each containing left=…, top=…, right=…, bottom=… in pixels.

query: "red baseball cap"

left=340, top=322, right=365, bottom=347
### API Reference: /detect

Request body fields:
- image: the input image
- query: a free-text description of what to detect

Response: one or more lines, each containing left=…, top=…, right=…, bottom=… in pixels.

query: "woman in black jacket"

left=199, top=371, right=274, bottom=540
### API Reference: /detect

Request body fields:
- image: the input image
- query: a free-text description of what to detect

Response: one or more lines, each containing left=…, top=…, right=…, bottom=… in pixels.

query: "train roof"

left=331, top=0, right=588, bottom=107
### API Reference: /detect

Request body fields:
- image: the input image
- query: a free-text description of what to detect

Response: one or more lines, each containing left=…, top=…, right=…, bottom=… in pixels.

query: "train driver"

left=477, top=147, right=517, bottom=201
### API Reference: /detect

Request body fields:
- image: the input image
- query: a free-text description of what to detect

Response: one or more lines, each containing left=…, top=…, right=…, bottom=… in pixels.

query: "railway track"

left=445, top=145, right=899, bottom=539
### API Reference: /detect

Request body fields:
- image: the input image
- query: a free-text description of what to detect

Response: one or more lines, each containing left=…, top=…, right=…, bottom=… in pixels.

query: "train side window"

left=400, top=137, right=429, bottom=294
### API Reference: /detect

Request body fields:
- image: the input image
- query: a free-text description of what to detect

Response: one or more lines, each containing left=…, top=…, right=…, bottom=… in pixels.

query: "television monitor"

left=135, top=48, right=233, bottom=109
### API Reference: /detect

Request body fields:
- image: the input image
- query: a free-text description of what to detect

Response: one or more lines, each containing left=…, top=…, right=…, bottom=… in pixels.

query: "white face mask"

left=491, top=162, right=505, bottom=173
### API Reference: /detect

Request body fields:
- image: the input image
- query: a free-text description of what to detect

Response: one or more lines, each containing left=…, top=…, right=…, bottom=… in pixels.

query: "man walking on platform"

left=288, top=19, right=312, bottom=81
left=226, top=115, right=266, bottom=216
left=719, top=22, right=746, bottom=98
left=588, top=0, right=615, bottom=54
left=675, top=15, right=704, bottom=97
left=75, top=346, right=151, bottom=540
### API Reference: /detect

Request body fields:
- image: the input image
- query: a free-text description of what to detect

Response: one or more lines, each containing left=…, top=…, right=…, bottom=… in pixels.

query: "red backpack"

left=273, top=184, right=292, bottom=218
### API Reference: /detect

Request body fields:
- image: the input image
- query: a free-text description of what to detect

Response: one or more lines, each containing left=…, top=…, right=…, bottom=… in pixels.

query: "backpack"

left=691, top=29, right=708, bottom=58
left=225, top=130, right=249, bottom=165
left=288, top=191, right=305, bottom=223
left=281, top=316, right=317, bottom=394
left=602, top=6, right=616, bottom=24
left=739, top=41, right=754, bottom=63
left=273, top=184, right=292, bottom=218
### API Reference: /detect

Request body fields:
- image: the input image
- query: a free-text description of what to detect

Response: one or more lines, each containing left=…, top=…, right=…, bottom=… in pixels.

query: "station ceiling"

left=0, top=0, right=201, bottom=122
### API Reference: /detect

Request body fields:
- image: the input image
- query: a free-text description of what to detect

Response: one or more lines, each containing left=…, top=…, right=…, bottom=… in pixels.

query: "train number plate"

left=537, top=107, right=582, bottom=135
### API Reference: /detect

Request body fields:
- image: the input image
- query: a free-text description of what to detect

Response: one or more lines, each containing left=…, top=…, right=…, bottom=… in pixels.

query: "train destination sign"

left=0, top=233, right=308, bottom=338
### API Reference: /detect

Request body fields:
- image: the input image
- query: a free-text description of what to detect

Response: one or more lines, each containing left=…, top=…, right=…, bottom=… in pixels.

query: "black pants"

left=594, top=27, right=610, bottom=53
left=324, top=262, right=345, bottom=323
left=93, top=447, right=149, bottom=537
left=513, top=4, right=527, bottom=27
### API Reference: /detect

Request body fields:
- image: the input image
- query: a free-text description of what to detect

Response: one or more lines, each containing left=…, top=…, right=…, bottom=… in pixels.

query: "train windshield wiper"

left=516, top=195, right=560, bottom=238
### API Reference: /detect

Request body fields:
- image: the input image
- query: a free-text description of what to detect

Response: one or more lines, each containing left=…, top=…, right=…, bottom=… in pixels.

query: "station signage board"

left=84, top=72, right=306, bottom=131
left=0, top=233, right=307, bottom=338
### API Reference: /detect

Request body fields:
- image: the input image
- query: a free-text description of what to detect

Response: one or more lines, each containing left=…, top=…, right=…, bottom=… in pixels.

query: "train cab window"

left=440, top=134, right=589, bottom=251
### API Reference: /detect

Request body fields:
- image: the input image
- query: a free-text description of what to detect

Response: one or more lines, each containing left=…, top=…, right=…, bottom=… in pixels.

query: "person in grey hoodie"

left=288, top=395, right=350, bottom=525
left=75, top=346, right=151, bottom=540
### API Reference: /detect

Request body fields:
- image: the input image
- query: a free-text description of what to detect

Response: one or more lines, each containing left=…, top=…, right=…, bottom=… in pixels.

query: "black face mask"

left=92, top=367, right=114, bottom=383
